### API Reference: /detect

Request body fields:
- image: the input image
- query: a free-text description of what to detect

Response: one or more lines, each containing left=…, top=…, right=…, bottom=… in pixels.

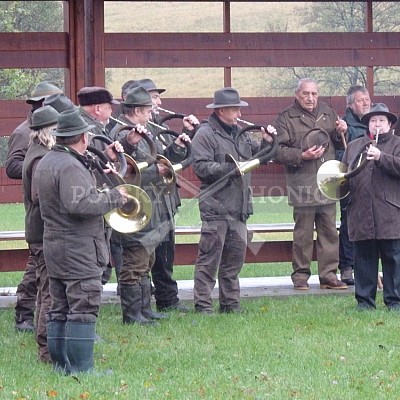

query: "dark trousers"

left=338, top=196, right=355, bottom=271
left=152, top=234, right=179, bottom=309
left=47, top=277, right=102, bottom=323
left=120, top=243, right=155, bottom=285
left=354, top=239, right=400, bottom=308
left=15, top=250, right=37, bottom=324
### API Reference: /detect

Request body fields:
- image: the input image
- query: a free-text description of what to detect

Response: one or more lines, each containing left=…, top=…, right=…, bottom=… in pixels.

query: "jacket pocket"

left=94, top=238, right=109, bottom=268
left=385, top=193, right=400, bottom=209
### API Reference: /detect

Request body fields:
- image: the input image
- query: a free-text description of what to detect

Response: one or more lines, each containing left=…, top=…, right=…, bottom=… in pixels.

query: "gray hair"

left=295, top=78, right=318, bottom=93
left=346, top=85, right=369, bottom=107
left=30, top=125, right=56, bottom=149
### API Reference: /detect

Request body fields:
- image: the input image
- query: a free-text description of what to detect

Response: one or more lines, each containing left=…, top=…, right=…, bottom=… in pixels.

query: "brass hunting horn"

left=317, top=145, right=370, bottom=201
left=86, top=142, right=152, bottom=234
left=225, top=125, right=278, bottom=177
left=154, top=130, right=192, bottom=194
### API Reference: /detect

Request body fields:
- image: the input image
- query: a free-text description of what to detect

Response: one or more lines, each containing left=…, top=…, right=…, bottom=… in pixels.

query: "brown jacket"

left=274, top=100, right=342, bottom=207
left=342, top=133, right=400, bottom=241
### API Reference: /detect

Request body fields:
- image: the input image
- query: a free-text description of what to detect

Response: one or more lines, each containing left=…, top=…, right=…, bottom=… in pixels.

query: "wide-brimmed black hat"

left=26, top=81, right=63, bottom=104
left=52, top=109, right=95, bottom=137
left=122, top=86, right=153, bottom=106
left=44, top=93, right=77, bottom=113
left=361, top=103, right=398, bottom=125
left=77, top=86, right=120, bottom=106
left=130, top=78, right=165, bottom=94
left=206, top=87, right=248, bottom=109
left=29, top=105, right=59, bottom=130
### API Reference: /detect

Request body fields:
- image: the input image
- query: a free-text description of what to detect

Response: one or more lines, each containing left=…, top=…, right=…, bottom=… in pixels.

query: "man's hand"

left=261, top=125, right=277, bottom=144
left=182, top=114, right=199, bottom=131
left=174, top=133, right=191, bottom=148
left=105, top=141, right=124, bottom=162
left=336, top=118, right=347, bottom=136
left=302, top=145, right=326, bottom=160
left=127, top=124, right=148, bottom=145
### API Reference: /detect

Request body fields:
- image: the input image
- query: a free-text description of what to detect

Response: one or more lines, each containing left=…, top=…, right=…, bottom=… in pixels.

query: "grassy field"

left=1, top=295, right=400, bottom=399
left=2, top=197, right=398, bottom=399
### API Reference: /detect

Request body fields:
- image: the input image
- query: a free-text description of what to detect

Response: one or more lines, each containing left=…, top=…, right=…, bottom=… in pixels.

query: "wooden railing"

left=0, top=222, right=337, bottom=273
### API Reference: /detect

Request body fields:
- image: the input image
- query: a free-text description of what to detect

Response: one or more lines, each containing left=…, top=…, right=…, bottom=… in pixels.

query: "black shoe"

left=340, top=267, right=355, bottom=286
left=15, top=320, right=35, bottom=332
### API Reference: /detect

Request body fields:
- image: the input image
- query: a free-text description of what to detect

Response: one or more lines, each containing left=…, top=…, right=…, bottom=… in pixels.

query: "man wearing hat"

left=22, top=105, right=59, bottom=363
left=34, top=109, right=128, bottom=374
left=77, top=86, right=121, bottom=141
left=77, top=86, right=142, bottom=287
left=274, top=78, right=348, bottom=291
left=191, top=87, right=276, bottom=314
left=342, top=103, right=400, bottom=311
left=128, top=79, right=198, bottom=313
left=44, top=93, right=77, bottom=113
left=110, top=86, right=191, bottom=324
left=5, top=80, right=63, bottom=333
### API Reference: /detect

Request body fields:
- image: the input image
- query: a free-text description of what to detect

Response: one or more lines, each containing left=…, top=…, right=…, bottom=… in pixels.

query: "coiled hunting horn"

left=225, top=124, right=278, bottom=177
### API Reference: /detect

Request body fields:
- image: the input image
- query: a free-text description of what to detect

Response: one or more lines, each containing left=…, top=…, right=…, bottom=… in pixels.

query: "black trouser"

left=338, top=195, right=355, bottom=271
left=355, top=239, right=400, bottom=308
left=151, top=233, right=179, bottom=309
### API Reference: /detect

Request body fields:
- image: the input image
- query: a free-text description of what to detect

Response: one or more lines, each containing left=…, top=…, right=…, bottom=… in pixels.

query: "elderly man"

left=274, top=78, right=348, bottom=291
left=191, top=87, right=276, bottom=314
left=338, top=86, right=371, bottom=285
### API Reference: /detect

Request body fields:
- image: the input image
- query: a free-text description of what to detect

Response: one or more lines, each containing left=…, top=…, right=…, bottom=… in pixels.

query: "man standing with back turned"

left=274, top=78, right=348, bottom=291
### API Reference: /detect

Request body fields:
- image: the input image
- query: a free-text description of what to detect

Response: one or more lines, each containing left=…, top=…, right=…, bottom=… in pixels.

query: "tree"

left=0, top=1, right=64, bottom=100
left=266, top=2, right=400, bottom=96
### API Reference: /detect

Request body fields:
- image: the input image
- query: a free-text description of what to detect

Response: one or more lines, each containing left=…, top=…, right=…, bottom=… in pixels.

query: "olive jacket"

left=34, top=147, right=125, bottom=279
left=274, top=100, right=343, bottom=207
left=191, top=113, right=262, bottom=222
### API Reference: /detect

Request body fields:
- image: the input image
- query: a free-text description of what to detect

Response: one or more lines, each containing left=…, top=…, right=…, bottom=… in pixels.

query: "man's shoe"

left=15, top=320, right=35, bottom=332
left=320, top=279, right=348, bottom=290
left=340, top=267, right=355, bottom=286
left=293, top=281, right=309, bottom=290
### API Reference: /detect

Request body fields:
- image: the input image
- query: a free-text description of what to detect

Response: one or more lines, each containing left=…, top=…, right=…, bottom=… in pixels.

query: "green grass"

left=1, top=295, right=400, bottom=399
left=1, top=201, right=395, bottom=399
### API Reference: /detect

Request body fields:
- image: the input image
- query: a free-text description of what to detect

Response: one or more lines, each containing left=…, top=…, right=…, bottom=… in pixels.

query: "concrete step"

left=0, top=275, right=355, bottom=309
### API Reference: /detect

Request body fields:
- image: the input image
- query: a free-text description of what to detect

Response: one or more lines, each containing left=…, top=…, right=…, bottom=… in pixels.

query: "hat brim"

left=121, top=101, right=153, bottom=107
left=361, top=111, right=398, bottom=126
left=111, top=99, right=120, bottom=105
left=206, top=100, right=249, bottom=109
left=26, top=96, right=46, bottom=104
left=29, top=120, right=58, bottom=130
left=52, top=123, right=95, bottom=137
